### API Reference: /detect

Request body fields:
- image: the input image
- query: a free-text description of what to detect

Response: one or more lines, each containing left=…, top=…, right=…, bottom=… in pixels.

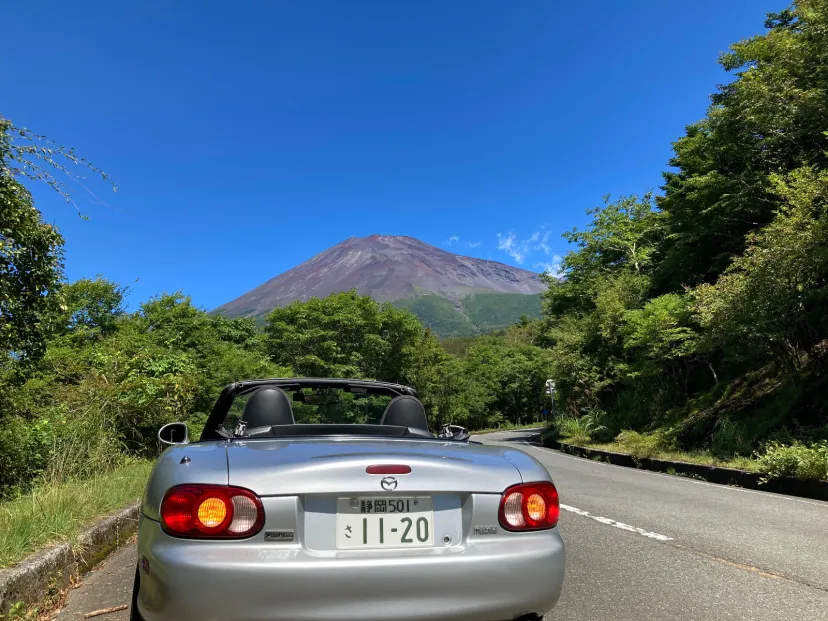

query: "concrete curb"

left=544, top=439, right=828, bottom=502
left=0, top=502, right=140, bottom=614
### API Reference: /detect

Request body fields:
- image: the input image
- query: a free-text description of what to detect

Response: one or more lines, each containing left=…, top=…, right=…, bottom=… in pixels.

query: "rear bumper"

left=136, top=513, right=565, bottom=621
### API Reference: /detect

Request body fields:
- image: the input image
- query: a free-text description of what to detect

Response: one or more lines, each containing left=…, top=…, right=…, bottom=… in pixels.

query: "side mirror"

left=158, top=422, right=190, bottom=446
left=438, top=424, right=470, bottom=441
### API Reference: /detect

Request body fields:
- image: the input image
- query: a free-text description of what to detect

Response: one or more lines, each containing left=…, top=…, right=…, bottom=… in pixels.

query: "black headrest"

left=241, top=388, right=295, bottom=428
left=380, top=395, right=429, bottom=432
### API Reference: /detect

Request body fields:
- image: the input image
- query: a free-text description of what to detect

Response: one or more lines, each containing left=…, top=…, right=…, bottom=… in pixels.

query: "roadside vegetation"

left=547, top=420, right=828, bottom=481
left=533, top=1, right=828, bottom=483
left=1, top=1, right=827, bottom=560
left=470, top=422, right=545, bottom=436
left=0, top=461, right=151, bottom=568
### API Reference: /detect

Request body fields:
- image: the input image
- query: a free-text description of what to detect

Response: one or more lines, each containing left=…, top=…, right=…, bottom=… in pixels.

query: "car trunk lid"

left=226, top=437, right=522, bottom=495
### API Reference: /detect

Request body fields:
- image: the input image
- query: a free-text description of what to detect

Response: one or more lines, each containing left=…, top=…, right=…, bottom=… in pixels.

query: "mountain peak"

left=213, top=235, right=546, bottom=318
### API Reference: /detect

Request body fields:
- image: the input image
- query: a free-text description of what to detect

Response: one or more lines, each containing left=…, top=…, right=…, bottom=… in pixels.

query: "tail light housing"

left=498, top=482, right=560, bottom=531
left=160, top=484, right=264, bottom=539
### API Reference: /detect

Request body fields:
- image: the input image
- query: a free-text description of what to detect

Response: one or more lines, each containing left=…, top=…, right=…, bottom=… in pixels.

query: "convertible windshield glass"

left=219, top=387, right=392, bottom=434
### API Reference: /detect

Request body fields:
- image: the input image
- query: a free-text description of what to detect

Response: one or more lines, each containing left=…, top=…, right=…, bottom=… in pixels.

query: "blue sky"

left=5, top=0, right=782, bottom=311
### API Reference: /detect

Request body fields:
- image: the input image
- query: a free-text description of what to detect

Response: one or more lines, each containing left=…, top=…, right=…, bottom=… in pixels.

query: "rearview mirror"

left=158, top=422, right=190, bottom=446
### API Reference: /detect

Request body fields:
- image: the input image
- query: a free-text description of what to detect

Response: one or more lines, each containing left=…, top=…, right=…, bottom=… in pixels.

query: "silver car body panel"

left=226, top=438, right=529, bottom=494
left=141, top=442, right=227, bottom=522
left=137, top=436, right=565, bottom=621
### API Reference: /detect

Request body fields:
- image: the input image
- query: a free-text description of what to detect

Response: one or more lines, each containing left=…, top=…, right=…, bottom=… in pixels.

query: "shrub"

left=755, top=441, right=828, bottom=481
left=554, top=414, right=607, bottom=446
left=0, top=417, right=52, bottom=497
left=711, top=417, right=751, bottom=456
left=615, top=430, right=675, bottom=459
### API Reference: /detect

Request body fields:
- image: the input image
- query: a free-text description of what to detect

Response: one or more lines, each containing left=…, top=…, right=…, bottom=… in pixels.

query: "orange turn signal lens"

left=498, top=482, right=559, bottom=531
left=526, top=493, right=546, bottom=521
left=197, top=497, right=228, bottom=528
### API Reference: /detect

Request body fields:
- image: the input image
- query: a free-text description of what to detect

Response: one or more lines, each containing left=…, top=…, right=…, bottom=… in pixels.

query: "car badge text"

left=474, top=525, right=498, bottom=535
left=380, top=476, right=398, bottom=491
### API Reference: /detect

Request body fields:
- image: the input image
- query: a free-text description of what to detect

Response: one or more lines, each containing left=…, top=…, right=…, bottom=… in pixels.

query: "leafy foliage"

left=692, top=166, right=828, bottom=373
left=1, top=114, right=117, bottom=363
left=0, top=170, right=64, bottom=362
left=553, top=414, right=608, bottom=446
left=537, top=1, right=828, bottom=470
left=755, top=441, right=828, bottom=481
left=656, top=1, right=828, bottom=292
left=264, top=291, right=423, bottom=382
left=0, top=283, right=288, bottom=496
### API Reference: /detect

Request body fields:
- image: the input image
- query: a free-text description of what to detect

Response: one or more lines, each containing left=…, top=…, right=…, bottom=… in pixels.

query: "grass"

left=546, top=418, right=765, bottom=472
left=0, top=460, right=152, bottom=568
left=553, top=423, right=828, bottom=481
left=471, top=422, right=547, bottom=435
left=585, top=441, right=763, bottom=472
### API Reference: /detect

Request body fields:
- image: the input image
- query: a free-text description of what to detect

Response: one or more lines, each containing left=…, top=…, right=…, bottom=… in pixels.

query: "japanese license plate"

left=335, top=496, right=434, bottom=549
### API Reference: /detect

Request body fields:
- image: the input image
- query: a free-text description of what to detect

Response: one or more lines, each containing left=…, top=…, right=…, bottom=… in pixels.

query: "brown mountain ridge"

left=213, top=235, right=548, bottom=336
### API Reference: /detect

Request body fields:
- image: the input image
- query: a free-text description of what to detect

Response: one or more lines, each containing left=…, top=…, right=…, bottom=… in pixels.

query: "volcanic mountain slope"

left=213, top=235, right=547, bottom=335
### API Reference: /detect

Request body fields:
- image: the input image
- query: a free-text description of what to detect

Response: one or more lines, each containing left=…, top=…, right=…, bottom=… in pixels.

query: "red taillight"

left=366, top=464, right=411, bottom=475
left=160, top=485, right=264, bottom=539
left=498, top=482, right=560, bottom=531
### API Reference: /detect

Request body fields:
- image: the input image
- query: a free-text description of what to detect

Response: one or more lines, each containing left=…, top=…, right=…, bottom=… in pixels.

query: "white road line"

left=560, top=503, right=674, bottom=542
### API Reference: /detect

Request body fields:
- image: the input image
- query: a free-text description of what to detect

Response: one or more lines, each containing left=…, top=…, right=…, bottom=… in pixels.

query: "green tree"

left=59, top=277, right=128, bottom=341
left=462, top=341, right=550, bottom=428
left=0, top=174, right=64, bottom=360
left=692, top=165, right=828, bottom=377
left=1, top=115, right=115, bottom=362
left=539, top=195, right=662, bottom=420
left=263, top=290, right=425, bottom=383
left=406, top=331, right=467, bottom=429
left=656, top=1, right=828, bottom=292
left=542, top=194, right=662, bottom=318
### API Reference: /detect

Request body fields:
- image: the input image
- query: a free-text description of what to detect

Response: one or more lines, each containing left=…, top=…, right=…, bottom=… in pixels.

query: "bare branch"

left=1, top=115, right=117, bottom=217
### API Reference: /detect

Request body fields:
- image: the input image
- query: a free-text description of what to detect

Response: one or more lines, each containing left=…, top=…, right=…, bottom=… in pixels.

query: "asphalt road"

left=52, top=430, right=828, bottom=620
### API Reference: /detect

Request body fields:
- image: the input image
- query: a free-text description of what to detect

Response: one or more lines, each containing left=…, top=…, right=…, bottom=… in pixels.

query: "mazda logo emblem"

left=380, top=476, right=398, bottom=491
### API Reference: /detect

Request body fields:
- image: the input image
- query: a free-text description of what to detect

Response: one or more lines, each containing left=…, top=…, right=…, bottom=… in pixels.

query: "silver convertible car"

left=131, top=378, right=566, bottom=621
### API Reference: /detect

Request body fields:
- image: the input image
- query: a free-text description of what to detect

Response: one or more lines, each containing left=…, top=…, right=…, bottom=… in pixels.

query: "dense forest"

left=2, top=0, right=828, bottom=500
left=391, top=292, right=542, bottom=338
left=538, top=1, right=828, bottom=479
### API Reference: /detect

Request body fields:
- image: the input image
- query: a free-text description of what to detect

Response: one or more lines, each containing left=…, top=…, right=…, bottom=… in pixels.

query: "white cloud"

left=467, top=240, right=482, bottom=248
left=446, top=235, right=460, bottom=246
left=535, top=254, right=564, bottom=278
left=497, top=232, right=526, bottom=263
left=539, top=230, right=552, bottom=255
left=497, top=229, right=557, bottom=265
